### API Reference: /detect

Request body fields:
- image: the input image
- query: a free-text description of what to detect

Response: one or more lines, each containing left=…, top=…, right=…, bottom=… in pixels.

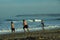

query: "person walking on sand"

left=23, top=20, right=29, bottom=32
left=41, top=20, right=44, bottom=31
left=11, top=21, right=15, bottom=32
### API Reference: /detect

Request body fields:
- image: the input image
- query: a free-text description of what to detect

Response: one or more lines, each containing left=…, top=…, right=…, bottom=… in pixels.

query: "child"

left=41, top=20, right=44, bottom=31
left=11, top=21, right=15, bottom=32
left=23, top=20, right=29, bottom=32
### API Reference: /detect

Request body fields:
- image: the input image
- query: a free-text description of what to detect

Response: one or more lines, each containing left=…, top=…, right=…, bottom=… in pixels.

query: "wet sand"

left=0, top=30, right=60, bottom=40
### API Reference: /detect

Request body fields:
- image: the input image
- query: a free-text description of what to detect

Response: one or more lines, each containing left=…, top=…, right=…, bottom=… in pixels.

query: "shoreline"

left=0, top=26, right=60, bottom=35
left=0, top=29, right=60, bottom=40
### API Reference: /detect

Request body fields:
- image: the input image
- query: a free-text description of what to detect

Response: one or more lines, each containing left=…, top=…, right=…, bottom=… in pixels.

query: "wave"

left=5, top=19, right=42, bottom=22
left=5, top=19, right=20, bottom=21
left=16, top=14, right=60, bottom=17
left=0, top=25, right=60, bottom=34
left=27, top=19, right=41, bottom=22
left=5, top=18, right=60, bottom=23
left=55, top=18, right=60, bottom=20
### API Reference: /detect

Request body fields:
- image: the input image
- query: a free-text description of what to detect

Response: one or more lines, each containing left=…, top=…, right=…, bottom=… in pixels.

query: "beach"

left=0, top=29, right=60, bottom=40
left=0, top=14, right=60, bottom=40
left=0, top=0, right=60, bottom=40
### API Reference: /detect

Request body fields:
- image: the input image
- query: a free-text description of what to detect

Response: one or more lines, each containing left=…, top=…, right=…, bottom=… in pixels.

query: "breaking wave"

left=0, top=25, right=60, bottom=34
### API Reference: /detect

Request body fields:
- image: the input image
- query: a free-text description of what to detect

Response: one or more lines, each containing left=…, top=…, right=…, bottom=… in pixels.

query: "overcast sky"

left=0, top=0, right=60, bottom=18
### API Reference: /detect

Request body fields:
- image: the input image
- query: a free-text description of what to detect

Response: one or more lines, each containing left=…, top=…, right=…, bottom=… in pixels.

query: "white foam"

left=0, top=30, right=11, bottom=32
left=7, top=19, right=41, bottom=22
left=27, top=19, right=41, bottom=22
left=35, top=19, right=41, bottom=22
left=0, top=25, right=60, bottom=34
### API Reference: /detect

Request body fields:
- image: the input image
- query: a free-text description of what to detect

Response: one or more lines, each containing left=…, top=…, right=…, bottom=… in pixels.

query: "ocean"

left=0, top=14, right=60, bottom=34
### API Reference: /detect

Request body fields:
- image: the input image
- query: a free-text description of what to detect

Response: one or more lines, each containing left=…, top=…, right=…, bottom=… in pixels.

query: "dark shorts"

left=41, top=23, right=44, bottom=27
left=23, top=25, right=28, bottom=29
left=11, top=28, right=15, bottom=31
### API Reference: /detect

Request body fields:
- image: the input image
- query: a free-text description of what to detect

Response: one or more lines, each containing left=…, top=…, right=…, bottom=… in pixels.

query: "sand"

left=0, top=30, right=60, bottom=40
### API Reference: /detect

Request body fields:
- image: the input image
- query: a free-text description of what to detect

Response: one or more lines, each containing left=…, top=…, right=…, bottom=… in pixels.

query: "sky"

left=0, top=0, right=60, bottom=19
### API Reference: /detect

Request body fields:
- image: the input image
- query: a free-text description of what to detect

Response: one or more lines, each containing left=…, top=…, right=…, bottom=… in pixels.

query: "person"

left=33, top=19, right=35, bottom=22
left=41, top=20, right=44, bottom=31
left=23, top=19, right=29, bottom=32
left=11, top=21, right=15, bottom=32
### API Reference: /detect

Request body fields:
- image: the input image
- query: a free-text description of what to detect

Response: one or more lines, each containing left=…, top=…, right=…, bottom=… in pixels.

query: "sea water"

left=0, top=14, right=60, bottom=34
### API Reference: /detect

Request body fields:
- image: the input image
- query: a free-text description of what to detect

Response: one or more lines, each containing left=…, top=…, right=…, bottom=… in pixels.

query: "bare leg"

left=27, top=28, right=29, bottom=32
left=27, top=28, right=30, bottom=36
left=42, top=27, right=44, bottom=31
left=14, top=29, right=15, bottom=32
left=24, top=28, right=26, bottom=32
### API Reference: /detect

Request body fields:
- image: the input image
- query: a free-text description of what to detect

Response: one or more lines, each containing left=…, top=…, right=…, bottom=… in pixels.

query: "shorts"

left=23, top=25, right=28, bottom=29
left=11, top=28, right=15, bottom=31
left=41, top=23, right=44, bottom=27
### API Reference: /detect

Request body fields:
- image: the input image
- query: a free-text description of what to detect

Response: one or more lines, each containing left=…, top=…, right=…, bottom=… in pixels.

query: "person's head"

left=23, top=19, right=25, bottom=22
left=11, top=21, right=13, bottom=24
